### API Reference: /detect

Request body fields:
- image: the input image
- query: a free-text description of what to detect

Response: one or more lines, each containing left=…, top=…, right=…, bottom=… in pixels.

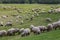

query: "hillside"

left=0, top=4, right=60, bottom=40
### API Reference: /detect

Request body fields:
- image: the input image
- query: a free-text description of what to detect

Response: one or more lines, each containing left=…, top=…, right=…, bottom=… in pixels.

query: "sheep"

left=38, top=26, right=47, bottom=32
left=30, top=25, right=41, bottom=35
left=34, top=13, right=39, bottom=17
left=52, top=21, right=60, bottom=30
left=14, top=28, right=20, bottom=33
left=31, top=27, right=41, bottom=35
left=32, top=8, right=40, bottom=12
left=46, top=18, right=52, bottom=22
left=3, top=6, right=7, bottom=10
left=47, top=24, right=53, bottom=31
left=21, top=28, right=31, bottom=37
left=11, top=14, right=18, bottom=17
left=16, top=15, right=22, bottom=19
left=31, top=15, right=35, bottom=18
left=16, top=20, right=19, bottom=23
left=0, top=30, right=7, bottom=37
left=36, top=13, right=39, bottom=17
left=7, top=28, right=16, bottom=36
left=30, top=25, right=35, bottom=31
left=16, top=9, right=22, bottom=13
left=18, top=28, right=24, bottom=34
left=41, top=11, right=46, bottom=14
left=54, top=8, right=60, bottom=13
left=0, top=21, right=3, bottom=26
left=1, top=15, right=8, bottom=19
left=5, top=21, right=12, bottom=27
left=48, top=10, right=54, bottom=13
left=20, top=20, right=24, bottom=24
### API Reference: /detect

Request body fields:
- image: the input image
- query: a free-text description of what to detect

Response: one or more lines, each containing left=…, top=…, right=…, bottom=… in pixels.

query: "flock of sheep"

left=0, top=6, right=60, bottom=37
left=0, top=20, right=60, bottom=37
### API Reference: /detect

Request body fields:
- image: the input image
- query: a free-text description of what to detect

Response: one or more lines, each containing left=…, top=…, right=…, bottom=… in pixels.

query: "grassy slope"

left=0, top=4, right=60, bottom=40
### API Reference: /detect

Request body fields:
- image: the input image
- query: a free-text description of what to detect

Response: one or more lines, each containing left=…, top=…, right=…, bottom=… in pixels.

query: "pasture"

left=0, top=4, right=60, bottom=40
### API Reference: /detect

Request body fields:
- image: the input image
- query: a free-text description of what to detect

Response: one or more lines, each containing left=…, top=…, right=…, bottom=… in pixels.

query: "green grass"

left=0, top=4, right=60, bottom=40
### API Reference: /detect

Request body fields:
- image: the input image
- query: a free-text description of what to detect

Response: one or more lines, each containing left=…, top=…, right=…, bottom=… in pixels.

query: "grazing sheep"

left=5, top=21, right=12, bottom=27
left=11, top=14, right=18, bottom=17
left=14, top=28, right=20, bottom=33
left=48, top=10, right=54, bottom=13
left=52, top=21, right=60, bottom=30
left=20, top=20, right=24, bottom=24
left=17, top=9, right=22, bottom=13
left=47, top=24, right=53, bottom=31
left=0, top=21, right=3, bottom=26
left=21, top=28, right=31, bottom=37
left=30, top=25, right=35, bottom=31
left=38, top=26, right=47, bottom=32
left=41, top=11, right=46, bottom=14
left=0, top=30, right=7, bottom=37
left=16, top=15, right=22, bottom=19
left=32, top=27, right=41, bottom=35
left=18, top=28, right=24, bottom=34
left=3, top=7, right=7, bottom=10
left=36, top=13, right=39, bottom=17
left=32, top=15, right=35, bottom=18
left=30, top=25, right=41, bottom=35
left=54, top=8, right=60, bottom=13
left=16, top=20, right=19, bottom=23
left=7, top=28, right=16, bottom=36
left=1, top=15, right=8, bottom=19
left=32, top=8, right=40, bottom=12
left=34, top=13, right=39, bottom=17
left=46, top=18, right=52, bottom=22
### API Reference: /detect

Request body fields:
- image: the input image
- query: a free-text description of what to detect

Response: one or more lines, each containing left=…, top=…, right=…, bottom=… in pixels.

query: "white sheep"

left=0, top=21, right=3, bottom=26
left=38, top=26, right=47, bottom=32
left=5, top=21, right=12, bottom=26
left=30, top=25, right=41, bottom=35
left=1, top=15, right=8, bottom=19
left=47, top=24, right=53, bottom=31
left=0, top=30, right=7, bottom=37
left=52, top=21, right=60, bottom=30
left=20, top=20, right=24, bottom=24
left=46, top=18, right=52, bottom=22
left=19, top=28, right=24, bottom=34
left=7, top=28, right=16, bottom=36
left=21, top=28, right=31, bottom=37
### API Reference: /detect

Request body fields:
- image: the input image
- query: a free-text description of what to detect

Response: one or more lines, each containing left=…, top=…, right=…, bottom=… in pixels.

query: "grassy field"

left=0, top=4, right=60, bottom=40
